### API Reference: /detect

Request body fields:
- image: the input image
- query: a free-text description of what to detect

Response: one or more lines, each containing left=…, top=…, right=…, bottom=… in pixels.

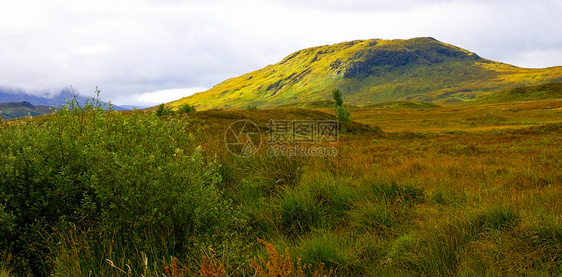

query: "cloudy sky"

left=1, top=0, right=561, bottom=106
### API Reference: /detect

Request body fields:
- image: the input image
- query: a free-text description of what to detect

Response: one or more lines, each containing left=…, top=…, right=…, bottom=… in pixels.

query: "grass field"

left=348, top=99, right=562, bottom=132
left=1, top=98, right=562, bottom=276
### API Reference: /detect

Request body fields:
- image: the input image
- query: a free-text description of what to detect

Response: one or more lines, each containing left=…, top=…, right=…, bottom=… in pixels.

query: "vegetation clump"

left=0, top=93, right=249, bottom=275
left=155, top=103, right=174, bottom=116
left=332, top=89, right=350, bottom=123
left=178, top=103, right=196, bottom=113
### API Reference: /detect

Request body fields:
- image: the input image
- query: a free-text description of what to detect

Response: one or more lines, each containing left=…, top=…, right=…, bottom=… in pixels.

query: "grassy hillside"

left=0, top=101, right=53, bottom=120
left=168, top=37, right=562, bottom=110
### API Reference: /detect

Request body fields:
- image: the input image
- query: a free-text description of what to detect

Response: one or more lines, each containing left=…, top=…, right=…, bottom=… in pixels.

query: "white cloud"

left=73, top=42, right=112, bottom=55
left=506, top=48, right=562, bottom=69
left=132, top=87, right=207, bottom=106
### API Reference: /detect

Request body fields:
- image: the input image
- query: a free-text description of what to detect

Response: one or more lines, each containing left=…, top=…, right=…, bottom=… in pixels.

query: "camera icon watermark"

left=224, top=120, right=263, bottom=157
left=224, top=119, right=339, bottom=157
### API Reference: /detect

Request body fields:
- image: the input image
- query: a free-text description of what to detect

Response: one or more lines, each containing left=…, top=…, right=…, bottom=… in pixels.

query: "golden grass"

left=170, top=99, right=560, bottom=274
left=347, top=99, right=562, bottom=132
left=6, top=99, right=562, bottom=276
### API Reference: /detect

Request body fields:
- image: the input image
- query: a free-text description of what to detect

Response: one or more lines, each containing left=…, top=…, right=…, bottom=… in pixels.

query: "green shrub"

left=0, top=96, right=252, bottom=275
left=178, top=103, right=196, bottom=113
left=0, top=205, right=16, bottom=252
left=155, top=103, right=174, bottom=116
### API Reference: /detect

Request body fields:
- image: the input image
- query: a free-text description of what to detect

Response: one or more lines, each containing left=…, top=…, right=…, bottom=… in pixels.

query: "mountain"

left=0, top=101, right=53, bottom=120
left=119, top=105, right=151, bottom=110
left=0, top=88, right=77, bottom=107
left=168, top=37, right=562, bottom=110
left=0, top=88, right=128, bottom=111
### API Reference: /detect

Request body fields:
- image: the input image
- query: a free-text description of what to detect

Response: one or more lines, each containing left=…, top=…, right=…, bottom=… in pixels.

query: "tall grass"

left=1, top=100, right=561, bottom=275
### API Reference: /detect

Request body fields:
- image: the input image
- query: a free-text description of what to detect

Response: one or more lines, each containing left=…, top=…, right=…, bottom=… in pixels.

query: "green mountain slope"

left=169, top=37, right=562, bottom=110
left=0, top=101, right=53, bottom=120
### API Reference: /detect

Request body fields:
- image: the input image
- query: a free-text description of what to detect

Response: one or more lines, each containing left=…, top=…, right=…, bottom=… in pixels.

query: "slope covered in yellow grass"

left=169, top=37, right=562, bottom=110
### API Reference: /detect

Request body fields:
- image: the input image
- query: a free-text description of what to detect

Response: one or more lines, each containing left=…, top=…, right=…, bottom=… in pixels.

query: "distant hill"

left=0, top=101, right=53, bottom=120
left=0, top=88, right=77, bottom=107
left=168, top=37, right=562, bottom=110
left=0, top=88, right=128, bottom=111
left=118, top=105, right=151, bottom=110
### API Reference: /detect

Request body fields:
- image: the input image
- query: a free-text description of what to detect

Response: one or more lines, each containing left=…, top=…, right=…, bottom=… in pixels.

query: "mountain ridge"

left=0, top=88, right=129, bottom=112
left=168, top=37, right=562, bottom=110
left=0, top=88, right=77, bottom=107
left=0, top=101, right=53, bottom=120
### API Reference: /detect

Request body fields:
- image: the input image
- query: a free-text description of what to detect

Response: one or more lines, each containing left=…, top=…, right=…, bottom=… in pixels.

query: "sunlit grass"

left=168, top=38, right=562, bottom=111
left=2, top=97, right=562, bottom=275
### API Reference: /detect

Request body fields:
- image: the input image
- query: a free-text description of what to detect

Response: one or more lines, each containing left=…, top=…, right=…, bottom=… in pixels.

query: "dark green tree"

left=155, top=103, right=174, bottom=116
left=332, top=89, right=350, bottom=123
left=178, top=103, right=196, bottom=114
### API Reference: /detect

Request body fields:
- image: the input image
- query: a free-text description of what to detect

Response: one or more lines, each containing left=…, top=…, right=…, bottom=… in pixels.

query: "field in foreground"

left=1, top=98, right=562, bottom=276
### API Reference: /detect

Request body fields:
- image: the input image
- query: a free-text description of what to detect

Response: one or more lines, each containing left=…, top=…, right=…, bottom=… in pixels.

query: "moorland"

left=1, top=95, right=561, bottom=276
left=1, top=37, right=562, bottom=276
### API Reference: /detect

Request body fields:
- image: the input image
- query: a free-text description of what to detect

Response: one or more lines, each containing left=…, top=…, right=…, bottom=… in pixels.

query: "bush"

left=178, top=103, right=196, bottom=113
left=155, top=103, right=174, bottom=116
left=0, top=96, right=252, bottom=275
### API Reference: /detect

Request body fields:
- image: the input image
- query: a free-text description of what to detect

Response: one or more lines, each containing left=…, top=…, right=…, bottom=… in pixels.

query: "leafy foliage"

left=0, top=94, right=250, bottom=276
left=155, top=103, right=174, bottom=116
left=332, top=89, right=350, bottom=123
left=332, top=89, right=344, bottom=107
left=178, top=103, right=196, bottom=113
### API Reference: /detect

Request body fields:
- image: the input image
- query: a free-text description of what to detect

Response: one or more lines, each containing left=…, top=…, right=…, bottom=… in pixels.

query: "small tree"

left=155, top=104, right=174, bottom=116
left=332, top=89, right=350, bottom=123
left=178, top=103, right=196, bottom=114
